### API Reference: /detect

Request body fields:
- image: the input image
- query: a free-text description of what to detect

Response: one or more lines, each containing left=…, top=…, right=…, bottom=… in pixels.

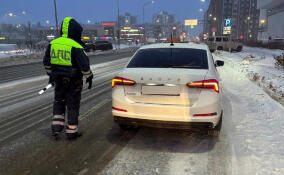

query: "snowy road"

left=0, top=48, right=137, bottom=84
left=0, top=48, right=283, bottom=175
left=97, top=55, right=284, bottom=175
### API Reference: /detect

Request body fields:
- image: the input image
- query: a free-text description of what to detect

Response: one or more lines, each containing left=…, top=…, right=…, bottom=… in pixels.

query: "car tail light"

left=112, top=76, right=136, bottom=88
left=187, top=79, right=219, bottom=93
left=112, top=107, right=127, bottom=112
left=193, top=112, right=217, bottom=117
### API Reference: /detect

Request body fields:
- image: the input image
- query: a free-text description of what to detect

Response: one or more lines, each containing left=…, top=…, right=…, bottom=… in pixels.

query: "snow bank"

left=0, top=44, right=18, bottom=51
left=113, top=43, right=142, bottom=50
left=0, top=57, right=130, bottom=89
left=214, top=46, right=284, bottom=105
left=0, top=44, right=30, bottom=59
left=0, top=47, right=138, bottom=67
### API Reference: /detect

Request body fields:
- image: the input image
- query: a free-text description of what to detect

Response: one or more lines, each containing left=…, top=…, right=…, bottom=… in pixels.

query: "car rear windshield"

left=127, top=48, right=208, bottom=69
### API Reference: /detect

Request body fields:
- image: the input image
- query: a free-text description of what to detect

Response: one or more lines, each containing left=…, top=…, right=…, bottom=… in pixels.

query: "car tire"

left=236, top=46, right=242, bottom=52
left=217, top=46, right=223, bottom=51
left=208, top=114, right=222, bottom=137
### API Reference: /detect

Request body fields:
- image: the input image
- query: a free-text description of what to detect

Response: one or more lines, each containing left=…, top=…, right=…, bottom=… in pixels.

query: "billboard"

left=185, top=19, right=198, bottom=26
left=102, top=22, right=116, bottom=26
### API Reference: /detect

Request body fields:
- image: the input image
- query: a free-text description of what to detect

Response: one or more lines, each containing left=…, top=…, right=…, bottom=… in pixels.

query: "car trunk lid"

left=119, top=68, right=208, bottom=106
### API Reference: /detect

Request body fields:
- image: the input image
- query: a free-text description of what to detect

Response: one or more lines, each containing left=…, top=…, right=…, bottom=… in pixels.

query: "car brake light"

left=193, top=112, right=217, bottom=117
left=112, top=107, right=127, bottom=112
left=187, top=79, right=219, bottom=93
left=112, top=76, right=136, bottom=88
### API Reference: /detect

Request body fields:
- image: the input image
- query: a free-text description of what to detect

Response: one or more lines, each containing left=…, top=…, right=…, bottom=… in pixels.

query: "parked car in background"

left=94, top=40, right=113, bottom=51
left=84, top=40, right=113, bottom=52
left=206, top=36, right=243, bottom=52
left=269, top=38, right=284, bottom=50
left=84, top=42, right=96, bottom=52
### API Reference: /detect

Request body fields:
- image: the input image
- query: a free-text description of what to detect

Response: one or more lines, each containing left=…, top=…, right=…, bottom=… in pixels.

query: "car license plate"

left=142, top=85, right=180, bottom=95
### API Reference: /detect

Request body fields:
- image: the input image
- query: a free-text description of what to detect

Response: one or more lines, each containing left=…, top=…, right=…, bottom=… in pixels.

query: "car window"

left=216, top=37, right=222, bottom=42
left=127, top=48, right=208, bottom=69
left=95, top=41, right=106, bottom=44
left=209, top=37, right=214, bottom=41
left=223, top=38, right=229, bottom=42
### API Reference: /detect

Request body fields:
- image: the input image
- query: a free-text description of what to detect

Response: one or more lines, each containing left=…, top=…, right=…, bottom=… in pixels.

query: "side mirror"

left=215, top=60, right=224, bottom=67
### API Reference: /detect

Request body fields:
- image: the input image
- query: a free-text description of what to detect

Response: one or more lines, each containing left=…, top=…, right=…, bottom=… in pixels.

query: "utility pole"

left=53, top=0, right=59, bottom=37
left=117, top=0, right=121, bottom=49
left=143, top=4, right=145, bottom=43
left=28, top=21, right=32, bottom=53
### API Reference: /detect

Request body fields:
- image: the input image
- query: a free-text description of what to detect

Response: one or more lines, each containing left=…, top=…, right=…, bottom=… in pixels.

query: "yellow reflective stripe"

left=46, top=70, right=51, bottom=73
left=50, top=37, right=83, bottom=49
left=66, top=128, right=78, bottom=134
left=52, top=121, right=65, bottom=126
left=45, top=65, right=51, bottom=69
left=82, top=70, right=91, bottom=75
left=53, top=115, right=65, bottom=120
left=82, top=70, right=92, bottom=78
left=84, top=73, right=93, bottom=78
left=62, top=17, right=72, bottom=38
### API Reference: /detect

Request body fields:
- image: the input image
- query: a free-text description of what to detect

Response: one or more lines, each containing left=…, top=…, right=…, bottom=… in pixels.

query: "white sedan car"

left=112, top=43, right=224, bottom=136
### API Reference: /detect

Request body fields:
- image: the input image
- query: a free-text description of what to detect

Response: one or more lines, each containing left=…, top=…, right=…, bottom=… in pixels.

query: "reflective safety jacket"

left=43, top=17, right=92, bottom=79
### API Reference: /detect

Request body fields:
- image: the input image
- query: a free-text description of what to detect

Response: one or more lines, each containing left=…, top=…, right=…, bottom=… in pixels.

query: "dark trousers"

left=52, top=77, right=83, bottom=132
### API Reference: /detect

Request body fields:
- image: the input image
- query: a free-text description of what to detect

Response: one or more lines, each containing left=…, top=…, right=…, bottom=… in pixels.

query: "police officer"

left=43, top=17, right=93, bottom=140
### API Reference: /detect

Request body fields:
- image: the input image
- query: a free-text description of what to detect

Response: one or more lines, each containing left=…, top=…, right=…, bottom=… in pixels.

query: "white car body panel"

left=112, top=43, right=222, bottom=128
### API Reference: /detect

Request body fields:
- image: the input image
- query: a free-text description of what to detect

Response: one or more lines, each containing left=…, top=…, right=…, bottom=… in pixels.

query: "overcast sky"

left=0, top=0, right=209, bottom=36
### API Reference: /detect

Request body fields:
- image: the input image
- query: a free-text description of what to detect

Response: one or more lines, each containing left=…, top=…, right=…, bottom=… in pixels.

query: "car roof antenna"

left=170, top=33, right=174, bottom=46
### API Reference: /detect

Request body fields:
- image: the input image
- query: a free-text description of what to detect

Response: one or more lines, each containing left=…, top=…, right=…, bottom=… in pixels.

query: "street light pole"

left=142, top=0, right=154, bottom=43
left=117, top=0, right=120, bottom=49
left=28, top=21, right=32, bottom=53
left=53, top=0, right=59, bottom=37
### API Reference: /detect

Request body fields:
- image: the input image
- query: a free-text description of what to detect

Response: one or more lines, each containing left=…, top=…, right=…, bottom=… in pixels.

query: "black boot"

left=66, top=132, right=82, bottom=140
left=66, top=126, right=82, bottom=140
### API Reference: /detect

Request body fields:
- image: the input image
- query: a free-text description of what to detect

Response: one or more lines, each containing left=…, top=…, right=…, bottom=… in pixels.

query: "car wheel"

left=217, top=46, right=223, bottom=51
left=208, top=115, right=222, bottom=137
left=236, top=46, right=242, bottom=52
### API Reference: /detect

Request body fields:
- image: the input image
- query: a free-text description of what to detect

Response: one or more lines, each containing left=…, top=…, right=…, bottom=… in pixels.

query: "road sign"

left=223, top=27, right=231, bottom=31
left=223, top=30, right=231, bottom=35
left=224, top=19, right=232, bottom=27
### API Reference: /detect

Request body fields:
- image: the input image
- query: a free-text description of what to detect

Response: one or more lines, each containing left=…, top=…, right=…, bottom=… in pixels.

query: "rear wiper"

left=162, top=64, right=202, bottom=69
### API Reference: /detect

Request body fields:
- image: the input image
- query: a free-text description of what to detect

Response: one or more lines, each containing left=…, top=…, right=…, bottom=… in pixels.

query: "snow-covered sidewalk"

left=214, top=46, right=284, bottom=106
left=220, top=64, right=284, bottom=175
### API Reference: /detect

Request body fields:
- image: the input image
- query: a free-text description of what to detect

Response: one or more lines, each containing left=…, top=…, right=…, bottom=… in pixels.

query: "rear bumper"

left=114, top=116, right=214, bottom=130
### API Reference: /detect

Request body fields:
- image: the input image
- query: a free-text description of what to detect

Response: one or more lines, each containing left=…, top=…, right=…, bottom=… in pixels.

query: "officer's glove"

left=86, top=73, right=93, bottom=89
